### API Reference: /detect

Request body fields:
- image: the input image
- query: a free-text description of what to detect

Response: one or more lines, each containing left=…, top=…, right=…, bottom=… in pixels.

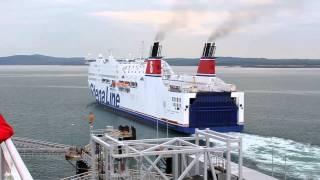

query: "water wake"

left=229, top=133, right=320, bottom=179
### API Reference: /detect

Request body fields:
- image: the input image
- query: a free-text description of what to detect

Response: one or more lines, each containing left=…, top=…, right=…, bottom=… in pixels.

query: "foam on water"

left=229, top=133, right=320, bottom=179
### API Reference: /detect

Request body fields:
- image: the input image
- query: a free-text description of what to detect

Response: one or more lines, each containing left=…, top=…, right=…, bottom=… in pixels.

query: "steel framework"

left=90, top=128, right=243, bottom=180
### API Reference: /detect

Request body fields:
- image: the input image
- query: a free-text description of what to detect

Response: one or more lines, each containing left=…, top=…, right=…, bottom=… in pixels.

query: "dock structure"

left=2, top=128, right=277, bottom=180
left=89, top=128, right=244, bottom=180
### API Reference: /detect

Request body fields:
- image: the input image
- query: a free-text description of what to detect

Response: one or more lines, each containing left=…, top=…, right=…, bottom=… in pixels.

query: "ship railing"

left=103, top=169, right=172, bottom=180
left=0, top=138, right=33, bottom=180
left=163, top=75, right=233, bottom=93
left=12, top=137, right=72, bottom=157
left=210, top=151, right=226, bottom=169
left=13, top=137, right=72, bottom=149
left=17, top=148, right=68, bottom=156
left=162, top=75, right=204, bottom=86
left=80, top=151, right=92, bottom=167
left=90, top=129, right=105, bottom=136
left=128, top=169, right=173, bottom=180
left=60, top=171, right=93, bottom=180
left=90, top=127, right=119, bottom=137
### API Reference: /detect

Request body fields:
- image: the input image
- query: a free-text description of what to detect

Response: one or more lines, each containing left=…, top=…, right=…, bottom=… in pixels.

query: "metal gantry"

left=89, top=128, right=243, bottom=180
left=12, top=137, right=72, bottom=156
left=1, top=128, right=280, bottom=180
left=1, top=128, right=244, bottom=180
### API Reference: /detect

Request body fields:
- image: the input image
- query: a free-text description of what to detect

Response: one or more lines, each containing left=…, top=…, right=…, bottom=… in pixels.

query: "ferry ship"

left=87, top=42, right=244, bottom=133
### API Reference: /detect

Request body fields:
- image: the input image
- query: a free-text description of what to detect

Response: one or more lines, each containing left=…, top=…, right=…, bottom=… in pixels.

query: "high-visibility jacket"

left=0, top=114, right=14, bottom=142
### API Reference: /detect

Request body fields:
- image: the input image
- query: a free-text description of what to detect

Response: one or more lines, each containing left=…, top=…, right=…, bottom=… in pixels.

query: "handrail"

left=60, top=171, right=92, bottom=180
left=1, top=138, right=33, bottom=180
left=13, top=137, right=71, bottom=148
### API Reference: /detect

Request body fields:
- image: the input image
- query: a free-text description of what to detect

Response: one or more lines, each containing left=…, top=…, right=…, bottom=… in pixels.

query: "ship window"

left=232, top=97, right=237, bottom=103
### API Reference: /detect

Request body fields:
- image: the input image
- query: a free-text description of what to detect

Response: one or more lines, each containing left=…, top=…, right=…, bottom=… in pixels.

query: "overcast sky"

left=0, top=0, right=319, bottom=59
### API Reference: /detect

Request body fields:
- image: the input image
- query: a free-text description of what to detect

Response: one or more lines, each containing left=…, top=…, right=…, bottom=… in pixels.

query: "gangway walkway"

left=12, top=137, right=72, bottom=156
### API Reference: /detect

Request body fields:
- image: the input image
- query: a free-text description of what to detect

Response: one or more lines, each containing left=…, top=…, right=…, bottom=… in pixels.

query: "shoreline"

left=0, top=64, right=320, bottom=68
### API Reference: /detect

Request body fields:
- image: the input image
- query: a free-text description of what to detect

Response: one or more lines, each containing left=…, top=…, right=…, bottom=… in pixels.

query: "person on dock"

left=86, top=112, right=95, bottom=129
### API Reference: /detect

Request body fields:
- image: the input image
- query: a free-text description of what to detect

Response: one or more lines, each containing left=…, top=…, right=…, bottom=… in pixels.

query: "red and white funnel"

left=197, top=42, right=216, bottom=76
left=145, top=42, right=162, bottom=77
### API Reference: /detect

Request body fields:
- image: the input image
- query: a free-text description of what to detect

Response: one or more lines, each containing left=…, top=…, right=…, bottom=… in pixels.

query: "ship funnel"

left=145, top=42, right=162, bottom=77
left=150, top=42, right=162, bottom=58
left=197, top=42, right=216, bottom=76
left=202, top=42, right=216, bottom=58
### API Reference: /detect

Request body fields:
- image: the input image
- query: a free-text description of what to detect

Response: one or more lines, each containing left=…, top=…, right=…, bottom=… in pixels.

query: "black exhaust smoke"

left=202, top=42, right=216, bottom=58
left=150, top=42, right=162, bottom=58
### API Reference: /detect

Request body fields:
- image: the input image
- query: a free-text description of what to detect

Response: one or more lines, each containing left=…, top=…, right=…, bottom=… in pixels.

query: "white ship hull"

left=88, top=42, right=244, bottom=133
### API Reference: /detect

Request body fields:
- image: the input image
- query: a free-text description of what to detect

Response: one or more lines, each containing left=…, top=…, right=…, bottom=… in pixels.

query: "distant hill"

left=1, top=54, right=320, bottom=67
left=166, top=57, right=320, bottom=68
left=0, top=54, right=85, bottom=65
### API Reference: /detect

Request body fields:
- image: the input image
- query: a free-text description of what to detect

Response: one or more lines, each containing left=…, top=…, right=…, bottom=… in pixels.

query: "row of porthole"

left=172, top=97, right=181, bottom=102
left=123, top=71, right=144, bottom=74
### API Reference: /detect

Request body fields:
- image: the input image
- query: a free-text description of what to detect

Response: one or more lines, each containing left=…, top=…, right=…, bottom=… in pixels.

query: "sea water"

left=0, top=65, right=319, bottom=179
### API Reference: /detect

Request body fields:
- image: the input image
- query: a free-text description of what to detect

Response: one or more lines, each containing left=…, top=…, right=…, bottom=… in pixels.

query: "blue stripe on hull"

left=98, top=101, right=243, bottom=134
